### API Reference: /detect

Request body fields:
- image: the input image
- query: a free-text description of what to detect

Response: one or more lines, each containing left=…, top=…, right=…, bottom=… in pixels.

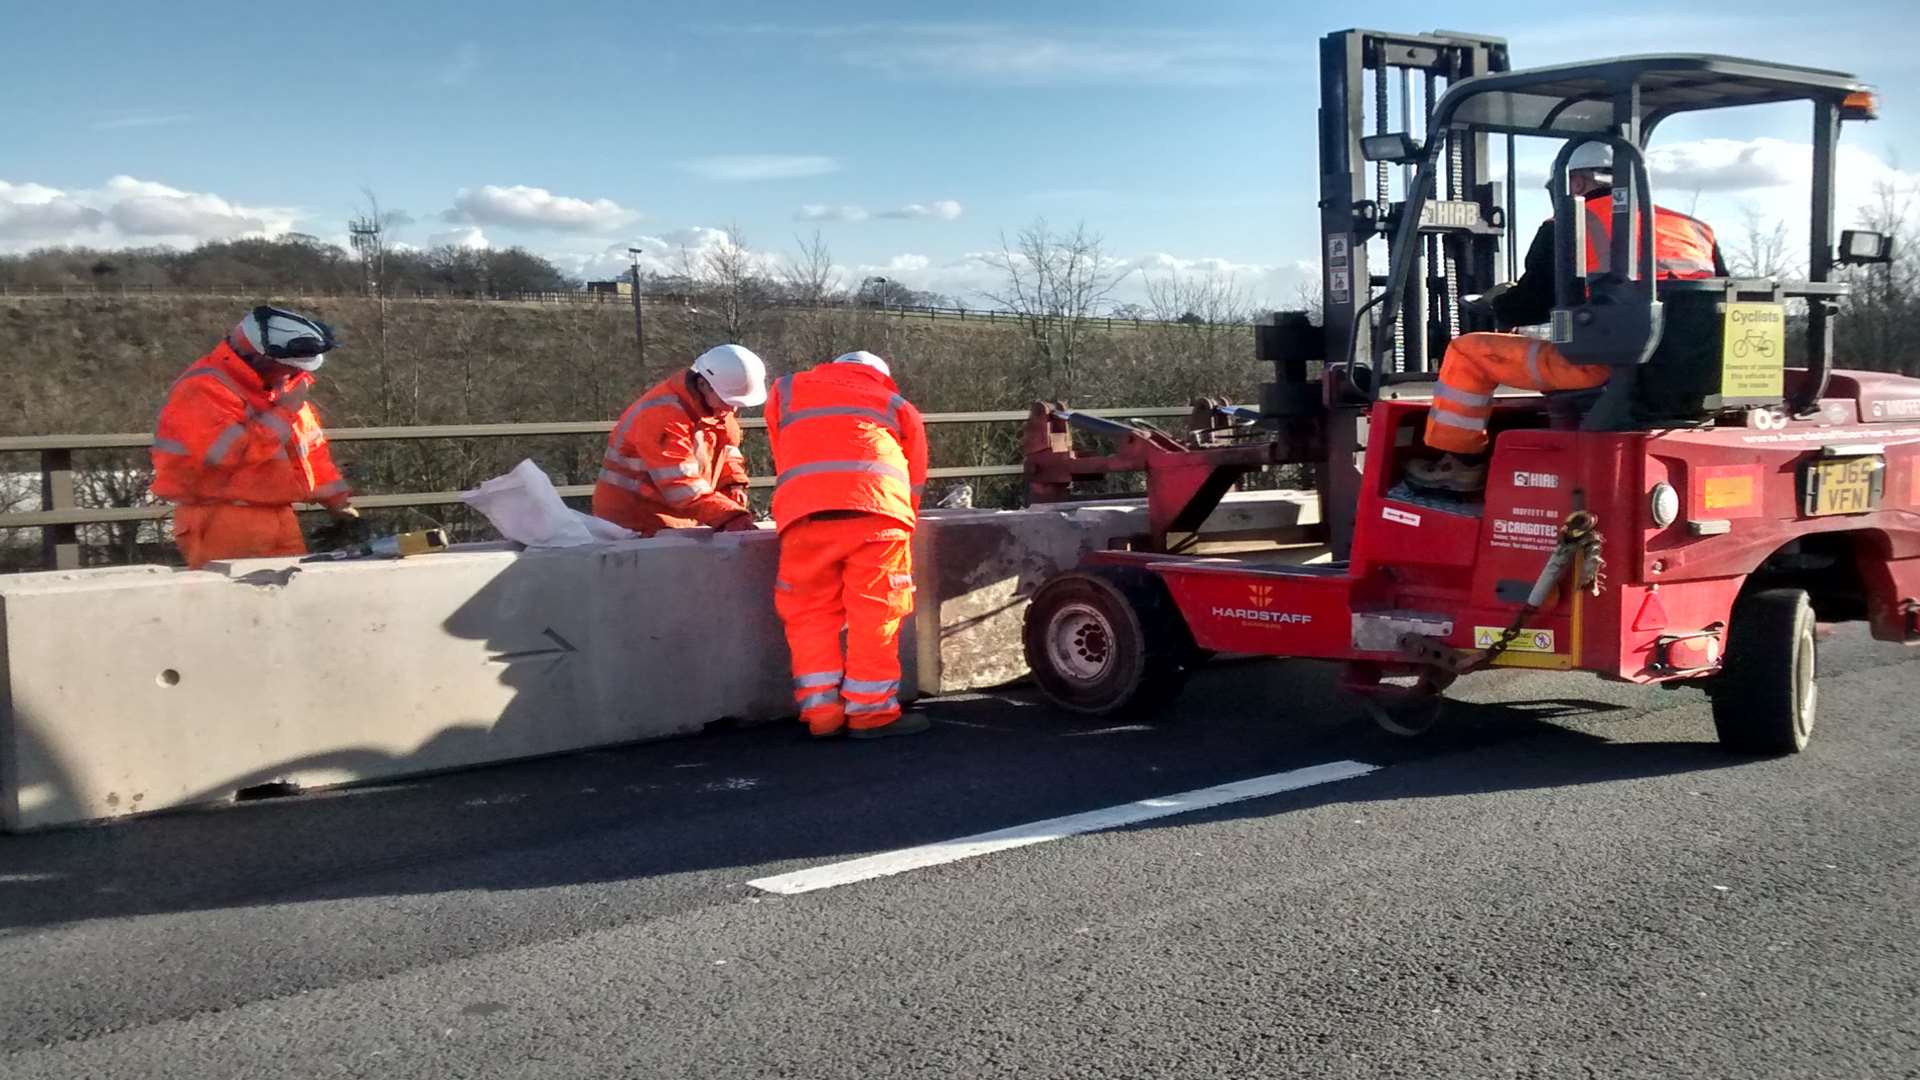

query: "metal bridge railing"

left=1, top=407, right=1196, bottom=570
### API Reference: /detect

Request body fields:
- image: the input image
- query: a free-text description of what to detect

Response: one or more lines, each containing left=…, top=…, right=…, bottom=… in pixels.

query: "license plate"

left=1801, top=456, right=1885, bottom=517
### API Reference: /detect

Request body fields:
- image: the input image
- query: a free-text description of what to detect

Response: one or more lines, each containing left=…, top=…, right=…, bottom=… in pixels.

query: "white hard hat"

left=229, top=305, right=339, bottom=372
left=691, top=344, right=768, bottom=408
left=1568, top=141, right=1614, bottom=173
left=833, top=350, right=891, bottom=378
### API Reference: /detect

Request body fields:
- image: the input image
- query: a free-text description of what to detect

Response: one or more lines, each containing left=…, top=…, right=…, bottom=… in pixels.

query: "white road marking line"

left=746, top=759, right=1379, bottom=895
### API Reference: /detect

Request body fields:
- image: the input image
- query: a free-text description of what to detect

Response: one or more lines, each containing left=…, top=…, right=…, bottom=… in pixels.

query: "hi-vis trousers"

left=1424, top=333, right=1610, bottom=455
left=172, top=504, right=305, bottom=569
left=775, top=512, right=916, bottom=737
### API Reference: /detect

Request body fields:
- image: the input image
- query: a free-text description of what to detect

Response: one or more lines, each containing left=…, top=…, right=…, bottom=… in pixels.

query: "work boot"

left=1405, top=454, right=1489, bottom=494
left=806, top=716, right=846, bottom=740
left=847, top=713, right=931, bottom=740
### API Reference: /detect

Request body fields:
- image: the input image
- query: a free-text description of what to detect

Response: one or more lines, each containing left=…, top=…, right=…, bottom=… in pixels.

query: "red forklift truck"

left=1020, top=36, right=1919, bottom=752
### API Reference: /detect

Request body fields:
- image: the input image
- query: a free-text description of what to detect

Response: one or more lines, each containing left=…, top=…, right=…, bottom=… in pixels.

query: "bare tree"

left=679, top=223, right=773, bottom=347
left=782, top=230, right=842, bottom=304
left=1729, top=207, right=1797, bottom=279
left=980, top=219, right=1130, bottom=400
left=1837, top=180, right=1920, bottom=375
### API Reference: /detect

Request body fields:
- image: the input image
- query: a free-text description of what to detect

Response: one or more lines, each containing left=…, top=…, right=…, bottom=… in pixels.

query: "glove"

left=718, top=512, right=758, bottom=533
left=309, top=513, right=371, bottom=552
left=1463, top=282, right=1513, bottom=321
left=327, top=504, right=361, bottom=522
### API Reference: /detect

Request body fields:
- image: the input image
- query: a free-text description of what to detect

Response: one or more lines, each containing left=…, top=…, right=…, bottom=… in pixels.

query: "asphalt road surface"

left=3, top=627, right=1917, bottom=1079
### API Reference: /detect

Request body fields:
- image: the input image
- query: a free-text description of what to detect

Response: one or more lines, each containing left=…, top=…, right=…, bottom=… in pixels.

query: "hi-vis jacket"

left=1580, top=192, right=1719, bottom=278
left=150, top=341, right=350, bottom=509
left=1492, top=193, right=1728, bottom=328
left=765, top=363, right=928, bottom=532
left=593, top=371, right=752, bottom=534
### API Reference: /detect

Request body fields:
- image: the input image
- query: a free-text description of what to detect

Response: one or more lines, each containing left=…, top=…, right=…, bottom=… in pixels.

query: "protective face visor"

left=231, top=305, right=340, bottom=371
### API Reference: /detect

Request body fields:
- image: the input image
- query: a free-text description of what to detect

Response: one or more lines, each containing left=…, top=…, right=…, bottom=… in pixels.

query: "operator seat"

left=1532, top=278, right=1745, bottom=431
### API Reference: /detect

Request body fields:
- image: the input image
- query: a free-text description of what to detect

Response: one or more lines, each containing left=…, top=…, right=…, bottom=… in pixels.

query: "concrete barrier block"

left=0, top=529, right=917, bottom=830
left=1, top=492, right=1318, bottom=829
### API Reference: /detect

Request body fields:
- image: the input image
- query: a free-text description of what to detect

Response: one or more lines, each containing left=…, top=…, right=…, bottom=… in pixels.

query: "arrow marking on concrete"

left=746, top=759, right=1380, bottom=895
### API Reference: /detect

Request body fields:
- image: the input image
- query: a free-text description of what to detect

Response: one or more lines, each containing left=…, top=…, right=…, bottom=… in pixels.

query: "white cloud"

left=678, top=155, right=840, bottom=182
left=878, top=199, right=964, bottom=221
left=444, top=184, right=639, bottom=234
left=0, top=175, right=299, bottom=251
left=1512, top=138, right=1920, bottom=261
left=795, top=199, right=965, bottom=223
left=427, top=226, right=490, bottom=250
left=735, top=24, right=1276, bottom=86
left=797, top=204, right=870, bottom=222
left=90, top=113, right=192, bottom=132
left=551, top=226, right=783, bottom=282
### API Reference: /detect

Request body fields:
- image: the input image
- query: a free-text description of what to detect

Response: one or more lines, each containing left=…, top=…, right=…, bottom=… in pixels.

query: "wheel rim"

left=1047, top=602, right=1116, bottom=684
left=1794, top=622, right=1817, bottom=741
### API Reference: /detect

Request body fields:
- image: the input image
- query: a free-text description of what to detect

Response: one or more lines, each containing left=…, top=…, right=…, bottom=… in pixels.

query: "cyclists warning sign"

left=1474, top=626, right=1556, bottom=653
left=1720, top=302, right=1786, bottom=399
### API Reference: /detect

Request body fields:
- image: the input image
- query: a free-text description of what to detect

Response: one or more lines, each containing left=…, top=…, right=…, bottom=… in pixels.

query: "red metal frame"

left=1090, top=371, right=1920, bottom=693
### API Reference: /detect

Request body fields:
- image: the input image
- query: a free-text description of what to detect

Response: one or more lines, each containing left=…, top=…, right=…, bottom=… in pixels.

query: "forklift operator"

left=1408, top=142, right=1729, bottom=494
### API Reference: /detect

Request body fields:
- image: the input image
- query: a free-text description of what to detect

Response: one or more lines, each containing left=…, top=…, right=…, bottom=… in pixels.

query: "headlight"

left=1649, top=482, right=1680, bottom=528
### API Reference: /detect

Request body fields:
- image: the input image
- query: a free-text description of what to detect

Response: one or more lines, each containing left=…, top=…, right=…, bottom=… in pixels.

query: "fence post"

left=39, top=448, right=80, bottom=570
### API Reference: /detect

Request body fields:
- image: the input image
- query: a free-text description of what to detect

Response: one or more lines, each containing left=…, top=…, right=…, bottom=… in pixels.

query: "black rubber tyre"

left=1022, top=566, right=1195, bottom=718
left=1365, top=693, right=1444, bottom=738
left=1711, top=588, right=1817, bottom=754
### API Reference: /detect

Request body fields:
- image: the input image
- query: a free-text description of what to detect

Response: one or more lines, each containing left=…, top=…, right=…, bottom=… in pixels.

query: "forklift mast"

left=1317, top=28, right=1512, bottom=379
left=1028, top=28, right=1519, bottom=562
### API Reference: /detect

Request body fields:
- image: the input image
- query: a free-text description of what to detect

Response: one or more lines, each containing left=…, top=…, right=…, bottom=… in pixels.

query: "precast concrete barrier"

left=0, top=492, right=1318, bottom=830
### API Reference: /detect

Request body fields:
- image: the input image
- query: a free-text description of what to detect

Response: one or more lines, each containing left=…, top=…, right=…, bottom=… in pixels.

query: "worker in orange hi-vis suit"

left=593, top=344, right=767, bottom=536
left=1409, top=141, right=1726, bottom=494
left=766, top=351, right=930, bottom=740
left=150, top=306, right=357, bottom=569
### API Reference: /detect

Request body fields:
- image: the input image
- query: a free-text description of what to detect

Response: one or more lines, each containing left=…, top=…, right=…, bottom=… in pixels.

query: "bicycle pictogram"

left=1731, top=328, right=1776, bottom=360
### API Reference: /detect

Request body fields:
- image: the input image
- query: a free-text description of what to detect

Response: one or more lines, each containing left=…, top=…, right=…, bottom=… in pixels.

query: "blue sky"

left=2, top=0, right=1915, bottom=304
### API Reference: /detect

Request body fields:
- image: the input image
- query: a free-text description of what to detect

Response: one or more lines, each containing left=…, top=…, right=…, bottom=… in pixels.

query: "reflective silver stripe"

left=1524, top=338, right=1545, bottom=391
left=203, top=422, right=251, bottom=466
left=725, top=446, right=745, bottom=460
left=774, top=460, right=910, bottom=488
left=777, top=405, right=900, bottom=434
left=797, top=690, right=841, bottom=711
left=1433, top=384, right=1492, bottom=409
left=253, top=408, right=294, bottom=440
left=151, top=437, right=190, bottom=456
left=157, top=365, right=255, bottom=432
left=312, top=479, right=349, bottom=500
left=650, top=460, right=702, bottom=481
left=604, top=450, right=648, bottom=470
left=842, top=677, right=898, bottom=696
left=598, top=468, right=643, bottom=492
left=1432, top=411, right=1488, bottom=432
left=793, top=671, right=843, bottom=690
left=276, top=387, right=310, bottom=412
left=660, top=478, right=712, bottom=505
left=171, top=365, right=252, bottom=402
left=610, top=395, right=684, bottom=450
left=845, top=697, right=898, bottom=716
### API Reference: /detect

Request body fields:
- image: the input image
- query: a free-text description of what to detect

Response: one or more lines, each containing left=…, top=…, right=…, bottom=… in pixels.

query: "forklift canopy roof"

left=1438, top=54, right=1867, bottom=135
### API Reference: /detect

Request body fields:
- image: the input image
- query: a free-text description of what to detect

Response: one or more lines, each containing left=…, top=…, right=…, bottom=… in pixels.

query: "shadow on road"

left=0, top=658, right=1746, bottom=935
